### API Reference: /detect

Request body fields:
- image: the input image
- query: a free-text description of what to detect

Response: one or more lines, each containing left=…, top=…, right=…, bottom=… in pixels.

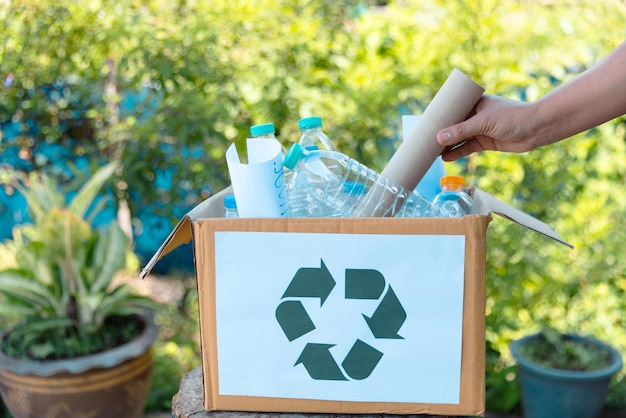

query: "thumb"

left=437, top=120, right=479, bottom=147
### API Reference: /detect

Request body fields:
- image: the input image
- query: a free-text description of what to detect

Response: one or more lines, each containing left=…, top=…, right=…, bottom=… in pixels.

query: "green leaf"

left=542, top=327, right=563, bottom=350
left=29, top=342, right=56, bottom=359
left=12, top=318, right=76, bottom=340
left=0, top=270, right=58, bottom=311
left=90, top=285, right=132, bottom=329
left=90, top=223, right=129, bottom=294
left=68, top=161, right=119, bottom=219
left=15, top=174, right=65, bottom=225
left=0, top=304, right=39, bottom=317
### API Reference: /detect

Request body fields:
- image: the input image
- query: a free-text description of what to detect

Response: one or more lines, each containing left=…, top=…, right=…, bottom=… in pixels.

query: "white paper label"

left=214, top=231, right=465, bottom=404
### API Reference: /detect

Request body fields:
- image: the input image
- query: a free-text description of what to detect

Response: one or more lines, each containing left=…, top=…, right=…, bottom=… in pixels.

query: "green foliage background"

left=2, top=0, right=626, bottom=413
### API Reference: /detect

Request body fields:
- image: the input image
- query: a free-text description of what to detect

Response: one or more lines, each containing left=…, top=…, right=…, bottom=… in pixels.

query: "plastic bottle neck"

left=441, top=184, right=464, bottom=192
left=253, top=133, right=276, bottom=140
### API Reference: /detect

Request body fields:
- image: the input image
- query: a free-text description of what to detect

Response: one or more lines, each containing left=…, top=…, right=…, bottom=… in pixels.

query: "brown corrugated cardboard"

left=141, top=187, right=570, bottom=416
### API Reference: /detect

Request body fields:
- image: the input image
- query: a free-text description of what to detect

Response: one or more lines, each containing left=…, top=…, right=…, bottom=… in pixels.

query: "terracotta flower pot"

left=510, top=333, right=623, bottom=418
left=0, top=312, right=159, bottom=418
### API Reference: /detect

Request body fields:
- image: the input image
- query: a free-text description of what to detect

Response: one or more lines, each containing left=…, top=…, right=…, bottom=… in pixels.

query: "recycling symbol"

left=275, top=259, right=407, bottom=381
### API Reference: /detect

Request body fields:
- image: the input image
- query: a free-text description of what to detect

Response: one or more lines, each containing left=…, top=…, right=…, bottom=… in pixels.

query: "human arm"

left=437, top=41, right=626, bottom=162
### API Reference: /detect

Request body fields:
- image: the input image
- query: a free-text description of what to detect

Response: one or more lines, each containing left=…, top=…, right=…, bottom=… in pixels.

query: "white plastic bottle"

left=298, top=116, right=335, bottom=151
left=223, top=194, right=238, bottom=218
left=283, top=143, right=442, bottom=218
left=431, top=175, right=473, bottom=218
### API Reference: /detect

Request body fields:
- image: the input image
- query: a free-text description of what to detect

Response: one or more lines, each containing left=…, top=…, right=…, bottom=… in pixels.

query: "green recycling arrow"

left=345, top=268, right=385, bottom=300
left=295, top=343, right=347, bottom=381
left=282, top=259, right=335, bottom=306
left=341, top=339, right=384, bottom=380
left=363, top=286, right=406, bottom=339
left=275, top=300, right=316, bottom=342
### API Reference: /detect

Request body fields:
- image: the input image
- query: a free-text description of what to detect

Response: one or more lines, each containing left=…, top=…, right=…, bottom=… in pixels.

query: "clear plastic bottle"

left=283, top=143, right=442, bottom=218
left=284, top=143, right=338, bottom=217
left=431, top=175, right=473, bottom=218
left=298, top=116, right=336, bottom=151
left=250, top=122, right=290, bottom=157
left=223, top=194, right=238, bottom=218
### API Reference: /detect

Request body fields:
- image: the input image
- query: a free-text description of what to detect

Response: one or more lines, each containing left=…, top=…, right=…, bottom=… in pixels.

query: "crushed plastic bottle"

left=431, top=175, right=473, bottom=218
left=283, top=143, right=442, bottom=218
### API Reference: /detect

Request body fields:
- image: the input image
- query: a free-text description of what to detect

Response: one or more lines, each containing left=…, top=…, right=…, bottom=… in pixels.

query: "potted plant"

left=0, top=161, right=159, bottom=418
left=510, top=327, right=623, bottom=418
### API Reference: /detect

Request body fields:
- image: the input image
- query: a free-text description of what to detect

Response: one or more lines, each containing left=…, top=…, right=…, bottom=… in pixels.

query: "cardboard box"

left=141, top=186, right=570, bottom=416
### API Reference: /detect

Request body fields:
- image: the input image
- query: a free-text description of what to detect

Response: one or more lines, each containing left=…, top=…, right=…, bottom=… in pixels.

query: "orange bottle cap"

left=440, top=175, right=465, bottom=189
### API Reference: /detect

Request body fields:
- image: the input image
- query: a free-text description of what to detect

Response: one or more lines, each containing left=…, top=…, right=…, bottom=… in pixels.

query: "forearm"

left=529, top=41, right=626, bottom=147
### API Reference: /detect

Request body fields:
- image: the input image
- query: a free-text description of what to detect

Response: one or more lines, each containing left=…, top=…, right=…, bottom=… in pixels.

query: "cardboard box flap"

left=473, top=189, right=573, bottom=248
left=139, top=186, right=233, bottom=279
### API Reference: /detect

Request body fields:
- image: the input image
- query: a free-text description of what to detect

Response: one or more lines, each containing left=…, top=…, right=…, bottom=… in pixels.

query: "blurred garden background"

left=1, top=0, right=626, bottom=415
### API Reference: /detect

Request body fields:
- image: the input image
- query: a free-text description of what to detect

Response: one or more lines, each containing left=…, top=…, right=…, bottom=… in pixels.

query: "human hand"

left=436, top=95, right=538, bottom=161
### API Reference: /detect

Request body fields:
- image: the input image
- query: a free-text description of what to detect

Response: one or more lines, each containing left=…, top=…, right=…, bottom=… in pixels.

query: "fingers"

left=437, top=95, right=494, bottom=147
left=440, top=139, right=485, bottom=162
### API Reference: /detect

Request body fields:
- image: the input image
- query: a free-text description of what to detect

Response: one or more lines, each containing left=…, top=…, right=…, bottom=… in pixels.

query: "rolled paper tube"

left=380, top=68, right=485, bottom=191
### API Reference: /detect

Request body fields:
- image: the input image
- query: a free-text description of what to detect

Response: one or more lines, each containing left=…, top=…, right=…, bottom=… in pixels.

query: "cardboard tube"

left=381, top=68, right=485, bottom=191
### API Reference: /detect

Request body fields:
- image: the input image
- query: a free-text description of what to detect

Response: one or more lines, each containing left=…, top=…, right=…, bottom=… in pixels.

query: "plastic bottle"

left=250, top=122, right=277, bottom=140
left=250, top=122, right=288, bottom=155
left=284, top=142, right=337, bottom=217
left=298, top=116, right=335, bottom=151
left=283, top=143, right=441, bottom=218
left=290, top=116, right=335, bottom=207
left=223, top=194, right=238, bottom=218
left=431, top=175, right=473, bottom=218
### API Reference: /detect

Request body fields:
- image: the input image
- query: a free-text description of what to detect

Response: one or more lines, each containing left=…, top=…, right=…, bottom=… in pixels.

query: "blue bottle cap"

left=284, top=143, right=305, bottom=170
left=224, top=194, right=237, bottom=209
left=298, top=116, right=322, bottom=130
left=250, top=123, right=275, bottom=137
